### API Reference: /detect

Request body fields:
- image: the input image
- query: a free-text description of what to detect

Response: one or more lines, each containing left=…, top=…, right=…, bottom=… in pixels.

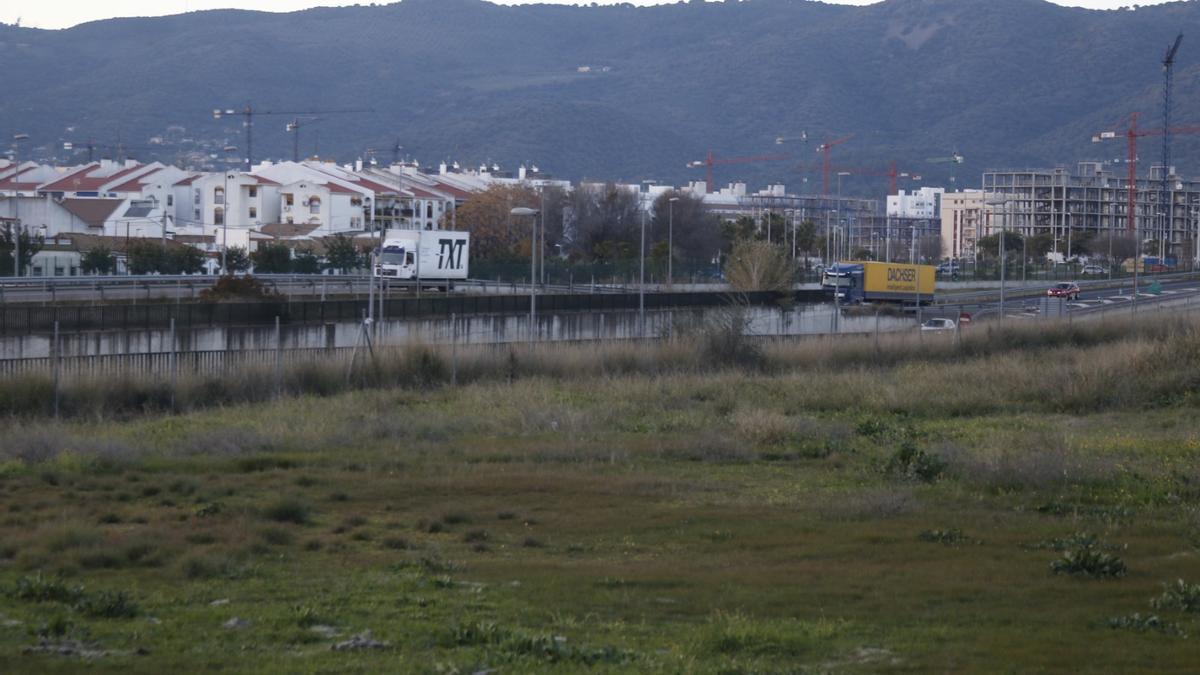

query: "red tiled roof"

left=174, top=175, right=200, bottom=186
left=0, top=167, right=46, bottom=191
left=323, top=182, right=359, bottom=195
left=252, top=176, right=281, bottom=186
left=429, top=179, right=475, bottom=200
left=110, top=167, right=165, bottom=192
left=59, top=198, right=126, bottom=228
left=353, top=178, right=396, bottom=194
left=407, top=185, right=444, bottom=199
left=42, top=164, right=143, bottom=192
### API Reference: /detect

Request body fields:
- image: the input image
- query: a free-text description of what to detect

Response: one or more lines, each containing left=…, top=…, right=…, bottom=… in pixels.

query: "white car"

left=920, top=318, right=957, bottom=332
left=1080, top=264, right=1106, bottom=276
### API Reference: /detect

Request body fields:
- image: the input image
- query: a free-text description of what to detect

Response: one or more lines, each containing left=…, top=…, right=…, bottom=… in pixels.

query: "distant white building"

left=887, top=187, right=945, bottom=219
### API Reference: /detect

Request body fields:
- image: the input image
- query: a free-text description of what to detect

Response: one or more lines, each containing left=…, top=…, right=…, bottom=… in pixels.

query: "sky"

left=1, top=0, right=1177, bottom=31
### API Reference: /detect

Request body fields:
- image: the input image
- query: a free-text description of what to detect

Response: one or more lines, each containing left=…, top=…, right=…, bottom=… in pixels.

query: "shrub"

left=263, top=497, right=313, bottom=525
left=1050, top=548, right=1127, bottom=578
left=1151, top=579, right=1200, bottom=613
left=198, top=274, right=280, bottom=302
left=918, top=529, right=971, bottom=545
left=463, top=530, right=489, bottom=543
left=382, top=537, right=410, bottom=550
left=260, top=527, right=294, bottom=546
left=9, top=573, right=84, bottom=603
left=1108, top=613, right=1184, bottom=636
left=442, top=512, right=472, bottom=525
left=885, top=440, right=945, bottom=483
left=76, top=590, right=140, bottom=618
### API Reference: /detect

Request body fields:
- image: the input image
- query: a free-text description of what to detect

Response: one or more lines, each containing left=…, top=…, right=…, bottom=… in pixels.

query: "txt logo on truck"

left=887, top=267, right=916, bottom=282
left=437, top=238, right=466, bottom=270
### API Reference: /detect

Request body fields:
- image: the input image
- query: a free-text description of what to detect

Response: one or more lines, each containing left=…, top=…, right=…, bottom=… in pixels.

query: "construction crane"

left=815, top=134, right=854, bottom=195
left=775, top=132, right=808, bottom=145
left=926, top=153, right=964, bottom=164
left=211, top=106, right=372, bottom=169
left=1161, top=33, right=1184, bottom=248
left=1093, top=112, right=1200, bottom=237
left=830, top=161, right=918, bottom=196
left=285, top=117, right=323, bottom=162
left=686, top=150, right=790, bottom=194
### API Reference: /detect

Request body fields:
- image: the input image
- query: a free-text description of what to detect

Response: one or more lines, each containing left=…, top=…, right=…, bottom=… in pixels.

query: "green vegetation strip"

left=0, top=315, right=1199, bottom=671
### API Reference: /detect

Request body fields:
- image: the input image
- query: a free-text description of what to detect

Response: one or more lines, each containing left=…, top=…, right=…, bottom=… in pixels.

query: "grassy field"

left=1, top=316, right=1199, bottom=672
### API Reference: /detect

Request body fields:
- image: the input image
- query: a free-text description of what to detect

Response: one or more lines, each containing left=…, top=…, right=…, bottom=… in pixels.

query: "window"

left=248, top=187, right=257, bottom=198
left=167, top=195, right=173, bottom=207
left=194, top=208, right=201, bottom=221
left=284, top=193, right=294, bottom=206
left=286, top=216, right=294, bottom=224
left=309, top=197, right=321, bottom=214
left=214, top=207, right=224, bottom=226
left=427, top=203, right=433, bottom=219
left=249, top=207, right=257, bottom=219
left=214, top=187, right=225, bottom=205
left=194, top=190, right=200, bottom=205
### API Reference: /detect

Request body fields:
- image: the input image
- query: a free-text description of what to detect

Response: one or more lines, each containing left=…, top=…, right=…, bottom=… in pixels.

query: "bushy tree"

left=251, top=243, right=292, bottom=273
left=724, top=239, right=794, bottom=292
left=223, top=245, right=251, bottom=272
left=572, top=182, right=641, bottom=262
left=977, top=231, right=1024, bottom=257
left=650, top=190, right=722, bottom=263
left=80, top=246, right=115, bottom=274
left=324, top=234, right=362, bottom=273
left=452, top=184, right=540, bottom=261
left=126, top=239, right=168, bottom=274
left=292, top=248, right=321, bottom=274
left=0, top=225, right=44, bottom=276
left=171, top=246, right=205, bottom=274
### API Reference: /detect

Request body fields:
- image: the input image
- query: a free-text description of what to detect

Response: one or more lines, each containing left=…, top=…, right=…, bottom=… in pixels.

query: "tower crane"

left=815, top=134, right=854, bottom=195
left=1093, top=112, right=1200, bottom=238
left=211, top=106, right=372, bottom=169
left=687, top=150, right=790, bottom=194
left=1161, top=33, right=1183, bottom=255
left=284, top=117, right=324, bottom=162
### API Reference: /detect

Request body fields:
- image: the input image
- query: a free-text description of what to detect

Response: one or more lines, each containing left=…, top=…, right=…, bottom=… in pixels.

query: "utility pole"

left=1162, top=33, right=1183, bottom=256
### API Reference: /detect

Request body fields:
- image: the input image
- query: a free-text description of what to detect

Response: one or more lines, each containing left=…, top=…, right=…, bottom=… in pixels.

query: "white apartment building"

left=887, top=187, right=944, bottom=219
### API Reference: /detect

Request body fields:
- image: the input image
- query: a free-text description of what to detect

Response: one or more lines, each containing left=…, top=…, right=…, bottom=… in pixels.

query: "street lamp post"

left=985, top=197, right=1011, bottom=322
left=10, top=133, right=30, bottom=277
left=639, top=207, right=646, bottom=335
left=668, top=196, right=679, bottom=288
left=511, top=207, right=540, bottom=342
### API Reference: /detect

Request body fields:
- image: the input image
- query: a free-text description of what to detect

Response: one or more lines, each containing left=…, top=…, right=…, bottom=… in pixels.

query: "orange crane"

left=816, top=134, right=854, bottom=195
left=687, top=150, right=790, bottom=194
left=1093, top=111, right=1200, bottom=235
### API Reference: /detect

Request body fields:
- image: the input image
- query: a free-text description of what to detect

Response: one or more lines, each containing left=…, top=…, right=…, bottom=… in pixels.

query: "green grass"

left=0, top=317, right=1199, bottom=671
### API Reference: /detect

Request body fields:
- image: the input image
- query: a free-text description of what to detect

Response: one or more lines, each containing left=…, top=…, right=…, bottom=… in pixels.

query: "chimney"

left=439, top=161, right=448, bottom=176
left=355, top=159, right=363, bottom=172
left=518, top=165, right=527, bottom=180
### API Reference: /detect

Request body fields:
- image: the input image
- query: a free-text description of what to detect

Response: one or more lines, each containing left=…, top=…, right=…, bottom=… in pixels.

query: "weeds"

left=75, top=590, right=140, bottom=619
left=9, top=573, right=84, bottom=604
left=884, top=440, right=945, bottom=483
left=1151, top=579, right=1200, bottom=613
left=262, top=497, right=313, bottom=525
left=1107, top=613, right=1185, bottom=636
left=917, top=529, right=973, bottom=545
left=1050, top=548, right=1127, bottom=578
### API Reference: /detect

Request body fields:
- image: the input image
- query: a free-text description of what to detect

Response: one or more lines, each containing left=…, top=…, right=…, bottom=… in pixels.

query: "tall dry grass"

left=0, top=313, right=1196, bottom=421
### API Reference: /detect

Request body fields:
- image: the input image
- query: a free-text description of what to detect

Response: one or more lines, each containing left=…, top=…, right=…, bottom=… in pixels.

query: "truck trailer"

left=375, top=230, right=470, bottom=288
left=822, top=261, right=936, bottom=304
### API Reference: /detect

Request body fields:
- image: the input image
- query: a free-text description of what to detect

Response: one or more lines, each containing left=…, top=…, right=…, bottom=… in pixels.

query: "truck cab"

left=377, top=242, right=415, bottom=278
left=821, top=263, right=866, bottom=303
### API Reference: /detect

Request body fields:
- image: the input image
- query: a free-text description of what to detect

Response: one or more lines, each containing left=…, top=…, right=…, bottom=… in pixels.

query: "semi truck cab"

left=822, top=263, right=866, bottom=303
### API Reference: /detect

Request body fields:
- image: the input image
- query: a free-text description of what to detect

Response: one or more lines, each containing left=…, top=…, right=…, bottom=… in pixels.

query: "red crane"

left=688, top=150, right=790, bottom=194
left=816, top=134, right=855, bottom=195
left=825, top=159, right=916, bottom=194
left=1093, top=112, right=1200, bottom=235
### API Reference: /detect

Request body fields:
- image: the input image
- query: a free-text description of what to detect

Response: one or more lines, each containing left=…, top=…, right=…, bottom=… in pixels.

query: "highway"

left=925, top=277, right=1200, bottom=323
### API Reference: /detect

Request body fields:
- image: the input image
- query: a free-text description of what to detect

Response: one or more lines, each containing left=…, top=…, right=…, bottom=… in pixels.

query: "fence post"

left=451, top=312, right=458, bottom=387
left=52, top=320, right=60, bottom=419
left=170, top=317, right=177, bottom=412
left=274, top=315, right=283, bottom=398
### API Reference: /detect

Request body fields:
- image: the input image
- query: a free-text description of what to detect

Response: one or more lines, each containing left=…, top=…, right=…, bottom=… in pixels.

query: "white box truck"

left=375, top=230, right=469, bottom=289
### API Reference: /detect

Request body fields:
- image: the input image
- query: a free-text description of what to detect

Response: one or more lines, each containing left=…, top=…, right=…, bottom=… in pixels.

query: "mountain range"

left=3, top=0, right=1200, bottom=195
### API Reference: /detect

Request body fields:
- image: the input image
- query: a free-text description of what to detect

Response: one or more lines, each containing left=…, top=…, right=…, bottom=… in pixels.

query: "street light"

left=985, top=196, right=1011, bottom=322
left=9, top=133, right=30, bottom=277
left=511, top=207, right=540, bottom=341
left=668, top=196, right=679, bottom=288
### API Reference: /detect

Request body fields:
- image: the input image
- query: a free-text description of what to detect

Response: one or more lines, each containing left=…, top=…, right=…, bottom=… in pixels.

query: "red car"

left=1047, top=282, right=1080, bottom=301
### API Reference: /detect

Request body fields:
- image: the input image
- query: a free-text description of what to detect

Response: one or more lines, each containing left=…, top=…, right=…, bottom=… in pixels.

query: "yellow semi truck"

left=821, top=261, right=936, bottom=303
